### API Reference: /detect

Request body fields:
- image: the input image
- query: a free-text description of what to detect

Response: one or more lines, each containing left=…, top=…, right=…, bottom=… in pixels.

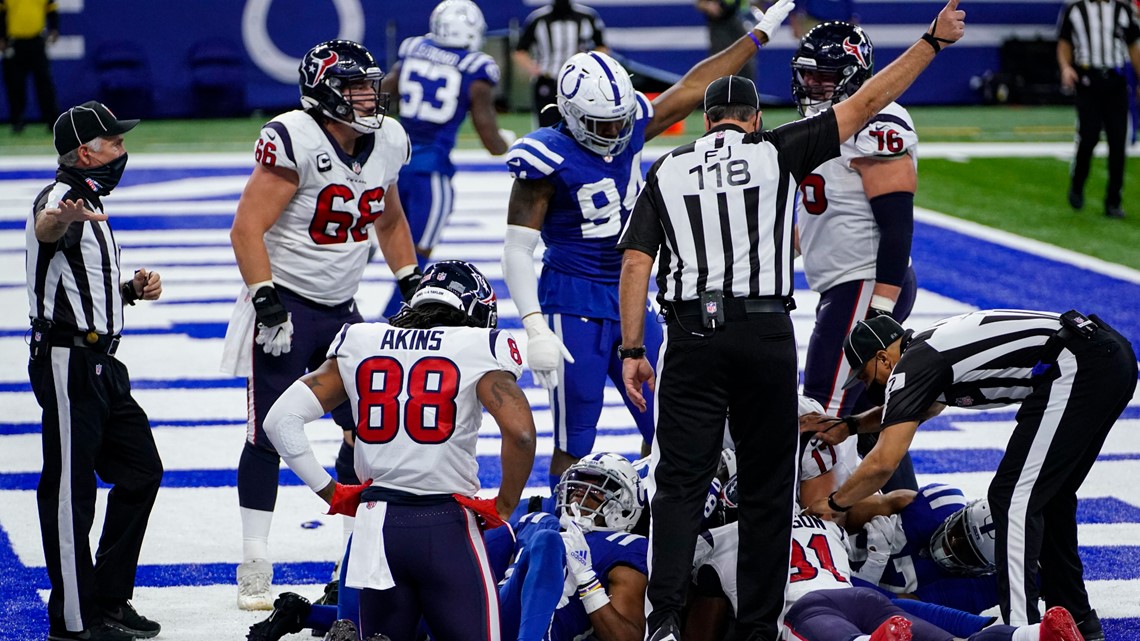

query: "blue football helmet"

left=791, top=22, right=874, bottom=116
left=409, top=260, right=498, bottom=328
left=299, top=40, right=389, bottom=133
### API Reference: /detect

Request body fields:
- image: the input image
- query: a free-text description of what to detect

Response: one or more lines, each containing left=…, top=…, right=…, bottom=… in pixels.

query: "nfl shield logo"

left=351, top=161, right=362, bottom=174
left=95, top=364, right=103, bottom=376
left=705, top=300, right=718, bottom=314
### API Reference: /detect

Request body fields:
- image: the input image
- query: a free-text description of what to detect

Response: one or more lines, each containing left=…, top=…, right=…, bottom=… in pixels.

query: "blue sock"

left=305, top=604, right=338, bottom=631
left=891, top=599, right=992, bottom=637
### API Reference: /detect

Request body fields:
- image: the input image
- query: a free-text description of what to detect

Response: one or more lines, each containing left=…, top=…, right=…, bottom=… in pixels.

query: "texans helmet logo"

left=302, top=50, right=339, bottom=88
left=842, top=36, right=869, bottom=68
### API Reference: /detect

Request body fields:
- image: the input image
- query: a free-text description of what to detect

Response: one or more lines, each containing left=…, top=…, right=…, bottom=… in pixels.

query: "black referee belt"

left=1079, top=67, right=1121, bottom=80
left=666, top=296, right=794, bottom=319
left=1035, top=314, right=1100, bottom=370
left=48, top=328, right=121, bottom=355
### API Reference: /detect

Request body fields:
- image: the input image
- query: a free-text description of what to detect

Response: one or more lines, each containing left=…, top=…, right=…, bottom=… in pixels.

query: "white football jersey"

left=783, top=514, right=852, bottom=612
left=257, top=110, right=410, bottom=305
left=797, top=102, right=918, bottom=293
left=327, top=322, right=524, bottom=496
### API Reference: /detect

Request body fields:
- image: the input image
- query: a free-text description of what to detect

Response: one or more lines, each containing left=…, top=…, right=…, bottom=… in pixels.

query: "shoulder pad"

left=505, top=132, right=569, bottom=179
left=853, top=104, right=918, bottom=158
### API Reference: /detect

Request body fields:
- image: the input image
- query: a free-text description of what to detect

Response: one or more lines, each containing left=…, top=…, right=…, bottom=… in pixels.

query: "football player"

left=259, top=260, right=536, bottom=641
left=499, top=453, right=648, bottom=641
left=846, top=485, right=1001, bottom=614
left=222, top=39, right=419, bottom=610
left=500, top=0, right=797, bottom=488
left=379, top=0, right=516, bottom=319
left=793, top=22, right=921, bottom=492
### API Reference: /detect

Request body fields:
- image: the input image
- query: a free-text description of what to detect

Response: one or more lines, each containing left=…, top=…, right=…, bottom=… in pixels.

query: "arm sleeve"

left=502, top=225, right=543, bottom=318
left=263, top=381, right=334, bottom=492
left=516, top=15, right=538, bottom=52
left=768, top=109, right=842, bottom=184
left=870, top=192, right=914, bottom=287
left=1058, top=5, right=1073, bottom=41
left=1123, top=3, right=1140, bottom=45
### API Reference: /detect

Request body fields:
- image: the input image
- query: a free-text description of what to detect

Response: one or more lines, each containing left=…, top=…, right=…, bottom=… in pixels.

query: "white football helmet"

left=556, top=52, right=637, bottom=157
left=556, top=452, right=643, bottom=533
left=929, top=499, right=997, bottom=576
left=430, top=0, right=486, bottom=51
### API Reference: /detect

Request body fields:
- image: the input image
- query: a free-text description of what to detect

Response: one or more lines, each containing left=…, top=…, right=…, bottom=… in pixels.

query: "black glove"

left=397, top=267, right=424, bottom=303
left=866, top=306, right=893, bottom=320
left=251, top=285, right=288, bottom=327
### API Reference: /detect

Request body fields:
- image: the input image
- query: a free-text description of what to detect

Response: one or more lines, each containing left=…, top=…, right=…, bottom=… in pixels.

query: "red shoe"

left=1040, top=607, right=1083, bottom=641
left=870, top=615, right=913, bottom=641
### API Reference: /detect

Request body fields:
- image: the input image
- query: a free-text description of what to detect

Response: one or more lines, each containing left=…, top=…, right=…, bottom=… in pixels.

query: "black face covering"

left=864, top=380, right=887, bottom=406
left=78, top=153, right=129, bottom=196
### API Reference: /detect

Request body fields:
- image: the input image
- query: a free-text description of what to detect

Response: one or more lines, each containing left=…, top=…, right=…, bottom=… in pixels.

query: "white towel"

left=345, top=500, right=396, bottom=590
left=220, top=289, right=255, bottom=377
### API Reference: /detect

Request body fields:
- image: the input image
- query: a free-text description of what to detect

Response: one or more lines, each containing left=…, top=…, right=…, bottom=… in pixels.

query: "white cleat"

left=237, top=558, right=275, bottom=611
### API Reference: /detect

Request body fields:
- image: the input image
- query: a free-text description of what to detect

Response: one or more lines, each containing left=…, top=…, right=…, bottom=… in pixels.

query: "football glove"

left=559, top=516, right=609, bottom=613
left=753, top=0, right=796, bottom=41
left=397, top=266, right=424, bottom=303
left=523, top=315, right=575, bottom=390
left=252, top=284, right=293, bottom=356
left=865, top=514, right=903, bottom=560
left=327, top=479, right=373, bottom=517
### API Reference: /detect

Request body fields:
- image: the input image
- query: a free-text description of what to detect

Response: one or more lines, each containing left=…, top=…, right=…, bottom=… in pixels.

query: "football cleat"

left=323, top=619, right=359, bottom=641
left=237, top=558, right=275, bottom=611
left=247, top=592, right=311, bottom=641
left=101, top=600, right=160, bottom=639
left=1075, top=609, right=1104, bottom=641
left=869, top=615, right=913, bottom=641
left=1040, top=606, right=1083, bottom=641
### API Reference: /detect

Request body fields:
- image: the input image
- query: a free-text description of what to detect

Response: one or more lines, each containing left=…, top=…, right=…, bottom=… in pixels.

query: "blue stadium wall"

left=4, top=0, right=1063, bottom=121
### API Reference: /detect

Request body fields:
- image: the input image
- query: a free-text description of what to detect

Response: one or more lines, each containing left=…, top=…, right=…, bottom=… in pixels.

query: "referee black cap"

left=53, top=101, right=140, bottom=156
left=842, top=315, right=905, bottom=389
left=703, top=76, right=760, bottom=112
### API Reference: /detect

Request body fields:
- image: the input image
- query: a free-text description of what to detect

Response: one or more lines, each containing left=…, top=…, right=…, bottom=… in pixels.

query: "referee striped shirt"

left=25, top=170, right=125, bottom=336
left=881, top=309, right=1067, bottom=427
left=616, top=111, right=839, bottom=304
left=1058, top=0, right=1140, bottom=70
left=516, top=2, right=606, bottom=77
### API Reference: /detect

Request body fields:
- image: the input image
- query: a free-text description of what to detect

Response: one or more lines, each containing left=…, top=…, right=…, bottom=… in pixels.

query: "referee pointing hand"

left=616, top=3, right=966, bottom=640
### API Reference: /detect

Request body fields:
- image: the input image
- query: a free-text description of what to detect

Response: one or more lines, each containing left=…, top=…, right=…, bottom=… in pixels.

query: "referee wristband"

left=748, top=31, right=764, bottom=50
left=827, top=491, right=851, bottom=513
left=920, top=32, right=942, bottom=53
left=121, top=281, right=138, bottom=306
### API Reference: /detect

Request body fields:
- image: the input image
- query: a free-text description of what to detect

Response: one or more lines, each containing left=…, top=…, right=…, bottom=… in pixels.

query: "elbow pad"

left=264, top=381, right=333, bottom=491
left=869, top=191, right=914, bottom=287
left=502, top=225, right=543, bottom=318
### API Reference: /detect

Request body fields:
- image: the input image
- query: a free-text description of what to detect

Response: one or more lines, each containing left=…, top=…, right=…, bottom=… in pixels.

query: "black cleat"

left=313, top=579, right=339, bottom=607
left=1105, top=205, right=1126, bottom=219
left=47, top=622, right=137, bottom=641
left=248, top=592, right=312, bottom=641
left=1076, top=609, right=1104, bottom=641
left=647, top=621, right=681, bottom=641
left=1068, top=190, right=1084, bottom=210
left=322, top=619, right=359, bottom=641
left=100, top=600, right=160, bottom=639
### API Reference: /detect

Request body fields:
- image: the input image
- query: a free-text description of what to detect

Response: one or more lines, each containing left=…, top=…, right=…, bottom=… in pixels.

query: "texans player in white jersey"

left=222, top=39, right=419, bottom=610
left=501, top=0, right=797, bottom=489
left=690, top=448, right=1085, bottom=641
left=793, top=22, right=921, bottom=493
left=378, top=0, right=516, bottom=319
left=261, top=260, right=536, bottom=641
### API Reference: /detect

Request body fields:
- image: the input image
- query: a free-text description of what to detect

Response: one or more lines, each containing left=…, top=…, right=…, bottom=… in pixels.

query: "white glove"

left=524, top=315, right=575, bottom=390
left=499, top=128, right=518, bottom=147
left=865, top=514, right=903, bottom=560
left=560, top=515, right=610, bottom=614
left=753, top=0, right=796, bottom=41
left=255, top=313, right=294, bottom=357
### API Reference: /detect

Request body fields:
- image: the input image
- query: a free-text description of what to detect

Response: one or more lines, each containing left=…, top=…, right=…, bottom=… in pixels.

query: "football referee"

left=27, top=101, right=164, bottom=641
left=1057, top=0, right=1140, bottom=218
left=617, top=3, right=965, bottom=639
left=804, top=311, right=1136, bottom=636
left=513, top=0, right=607, bottom=127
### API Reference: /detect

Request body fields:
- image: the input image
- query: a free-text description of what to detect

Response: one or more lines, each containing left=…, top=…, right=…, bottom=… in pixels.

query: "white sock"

left=853, top=635, right=871, bottom=641
left=341, top=515, right=354, bottom=552
left=1012, top=623, right=1040, bottom=641
left=241, top=506, right=274, bottom=562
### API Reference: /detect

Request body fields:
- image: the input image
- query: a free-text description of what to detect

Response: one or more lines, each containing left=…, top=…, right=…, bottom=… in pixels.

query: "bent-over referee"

left=617, top=2, right=967, bottom=639
left=27, top=101, right=164, bottom=641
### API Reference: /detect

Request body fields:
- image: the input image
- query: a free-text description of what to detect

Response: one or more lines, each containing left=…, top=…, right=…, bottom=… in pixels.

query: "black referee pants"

left=647, top=311, right=799, bottom=641
left=1070, top=69, right=1129, bottom=209
left=29, top=346, right=163, bottom=634
left=988, top=319, right=1136, bottom=626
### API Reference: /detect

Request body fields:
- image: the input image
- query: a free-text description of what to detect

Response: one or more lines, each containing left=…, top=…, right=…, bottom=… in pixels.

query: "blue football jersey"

left=397, top=35, right=500, bottom=176
left=506, top=93, right=654, bottom=319
left=869, top=484, right=999, bottom=613
left=550, top=530, right=648, bottom=641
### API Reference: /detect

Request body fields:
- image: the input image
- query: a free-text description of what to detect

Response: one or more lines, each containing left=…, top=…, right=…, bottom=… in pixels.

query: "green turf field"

left=3, top=105, right=1137, bottom=270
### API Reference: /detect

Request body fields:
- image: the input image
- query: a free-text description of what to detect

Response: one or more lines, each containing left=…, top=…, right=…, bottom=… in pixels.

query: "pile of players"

left=222, top=1, right=1101, bottom=641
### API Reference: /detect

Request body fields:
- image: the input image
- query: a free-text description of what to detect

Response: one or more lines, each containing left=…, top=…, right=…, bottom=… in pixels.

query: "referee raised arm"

left=616, top=3, right=965, bottom=640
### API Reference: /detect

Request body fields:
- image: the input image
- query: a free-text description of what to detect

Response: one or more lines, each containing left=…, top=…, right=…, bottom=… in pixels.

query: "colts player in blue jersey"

left=501, top=0, right=796, bottom=488
left=846, top=484, right=1001, bottom=615
left=379, top=0, right=515, bottom=318
left=499, top=453, right=648, bottom=641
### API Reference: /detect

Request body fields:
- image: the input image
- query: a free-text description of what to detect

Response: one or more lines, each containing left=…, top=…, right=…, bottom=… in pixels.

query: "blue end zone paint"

left=1078, top=498, right=1140, bottom=523
left=0, top=521, right=50, bottom=640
